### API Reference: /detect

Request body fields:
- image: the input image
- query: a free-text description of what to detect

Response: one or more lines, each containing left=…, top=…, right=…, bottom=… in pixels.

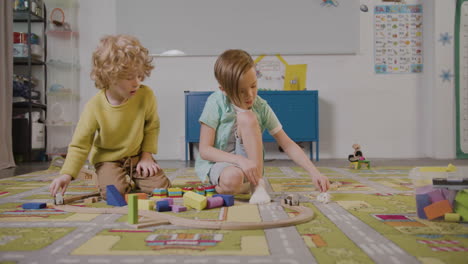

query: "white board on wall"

left=116, top=0, right=360, bottom=56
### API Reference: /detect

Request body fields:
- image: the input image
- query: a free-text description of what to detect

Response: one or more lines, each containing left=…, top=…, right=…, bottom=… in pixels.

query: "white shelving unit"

left=44, top=0, right=79, bottom=158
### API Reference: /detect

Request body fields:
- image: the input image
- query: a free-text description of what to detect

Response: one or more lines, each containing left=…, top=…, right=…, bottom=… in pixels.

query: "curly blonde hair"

left=214, top=49, right=255, bottom=106
left=91, top=35, right=154, bottom=90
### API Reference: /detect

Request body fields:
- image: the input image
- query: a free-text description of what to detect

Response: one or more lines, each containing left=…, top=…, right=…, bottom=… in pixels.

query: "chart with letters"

left=374, top=5, right=423, bottom=74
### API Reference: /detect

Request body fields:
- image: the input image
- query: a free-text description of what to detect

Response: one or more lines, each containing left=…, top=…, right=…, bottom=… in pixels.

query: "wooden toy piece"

left=156, top=200, right=171, bottom=212
left=206, top=196, right=224, bottom=209
left=138, top=199, right=154, bottom=211
left=53, top=199, right=315, bottom=230
left=128, top=218, right=170, bottom=229
left=424, top=199, right=453, bottom=220
left=22, top=202, right=46, bottom=209
left=183, top=191, right=207, bottom=210
left=284, top=194, right=300, bottom=206
left=213, top=194, right=234, bottom=206
left=128, top=194, right=138, bottom=225
left=152, top=188, right=167, bottom=198
left=167, top=187, right=183, bottom=198
left=357, top=160, right=371, bottom=169
left=54, top=193, right=63, bottom=205
left=195, top=185, right=205, bottom=195
left=444, top=213, right=461, bottom=222
left=106, top=185, right=127, bottom=206
left=125, top=193, right=148, bottom=202
left=56, top=191, right=100, bottom=205
left=204, top=184, right=216, bottom=193
left=84, top=197, right=99, bottom=203
left=172, top=205, right=187, bottom=213
left=182, top=187, right=194, bottom=193
left=316, top=192, right=331, bottom=204
left=160, top=198, right=174, bottom=205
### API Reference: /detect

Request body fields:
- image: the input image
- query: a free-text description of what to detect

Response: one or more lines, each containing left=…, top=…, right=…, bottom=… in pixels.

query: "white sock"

left=249, top=178, right=271, bottom=204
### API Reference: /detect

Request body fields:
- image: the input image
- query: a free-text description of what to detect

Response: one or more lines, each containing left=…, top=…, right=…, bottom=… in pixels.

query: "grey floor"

left=1, top=158, right=466, bottom=179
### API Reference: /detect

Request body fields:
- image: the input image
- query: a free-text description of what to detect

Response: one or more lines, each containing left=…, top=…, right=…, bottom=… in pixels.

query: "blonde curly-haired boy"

left=49, top=35, right=171, bottom=200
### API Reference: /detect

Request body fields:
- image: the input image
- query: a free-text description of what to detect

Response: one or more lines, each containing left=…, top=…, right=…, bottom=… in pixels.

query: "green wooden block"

left=128, top=194, right=138, bottom=224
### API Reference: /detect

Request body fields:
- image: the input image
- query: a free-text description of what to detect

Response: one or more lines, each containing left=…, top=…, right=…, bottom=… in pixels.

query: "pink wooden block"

left=206, top=197, right=224, bottom=209
left=172, top=205, right=187, bottom=213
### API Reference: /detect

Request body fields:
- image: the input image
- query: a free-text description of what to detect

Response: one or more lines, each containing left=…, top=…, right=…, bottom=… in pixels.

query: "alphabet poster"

left=374, top=5, right=423, bottom=74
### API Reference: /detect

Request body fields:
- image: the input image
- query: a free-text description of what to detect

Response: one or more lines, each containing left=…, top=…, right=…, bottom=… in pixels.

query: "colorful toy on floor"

left=348, top=144, right=371, bottom=169
left=106, top=185, right=127, bottom=206
left=127, top=194, right=138, bottom=224
left=168, top=187, right=183, bottom=198
left=183, top=191, right=207, bottom=210
left=213, top=194, right=234, bottom=207
left=152, top=188, right=167, bottom=198
left=22, top=202, right=47, bottom=209
left=316, top=192, right=331, bottom=204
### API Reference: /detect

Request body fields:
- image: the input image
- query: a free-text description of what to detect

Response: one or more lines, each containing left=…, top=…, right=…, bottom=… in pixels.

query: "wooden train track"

left=53, top=202, right=314, bottom=230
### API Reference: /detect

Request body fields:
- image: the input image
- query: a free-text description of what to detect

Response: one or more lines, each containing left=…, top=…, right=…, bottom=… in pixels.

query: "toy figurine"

left=348, top=144, right=365, bottom=162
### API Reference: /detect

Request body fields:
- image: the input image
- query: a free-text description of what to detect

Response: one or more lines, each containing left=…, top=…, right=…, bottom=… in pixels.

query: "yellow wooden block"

left=183, top=191, right=207, bottom=210
left=137, top=199, right=154, bottom=211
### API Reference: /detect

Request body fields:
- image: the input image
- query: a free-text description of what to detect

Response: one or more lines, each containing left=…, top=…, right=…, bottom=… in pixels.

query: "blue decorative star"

left=438, top=32, right=452, bottom=46
left=440, top=70, right=454, bottom=82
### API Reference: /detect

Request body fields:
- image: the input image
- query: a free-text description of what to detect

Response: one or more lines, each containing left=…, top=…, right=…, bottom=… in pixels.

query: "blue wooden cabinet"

left=184, top=90, right=319, bottom=161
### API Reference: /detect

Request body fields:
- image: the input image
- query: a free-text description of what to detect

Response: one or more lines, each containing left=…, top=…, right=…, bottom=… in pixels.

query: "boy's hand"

left=238, top=156, right=260, bottom=186
left=137, top=153, right=160, bottom=177
left=49, top=174, right=72, bottom=196
left=312, top=174, right=330, bottom=192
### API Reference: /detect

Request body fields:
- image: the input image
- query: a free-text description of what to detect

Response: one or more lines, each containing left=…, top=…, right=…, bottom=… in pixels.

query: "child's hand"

left=49, top=174, right=72, bottom=196
left=312, top=174, right=330, bottom=192
left=136, top=157, right=161, bottom=177
left=238, top=157, right=260, bottom=185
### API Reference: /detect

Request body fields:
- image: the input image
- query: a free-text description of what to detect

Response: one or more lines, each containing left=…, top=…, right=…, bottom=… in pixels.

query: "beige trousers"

left=94, top=155, right=171, bottom=200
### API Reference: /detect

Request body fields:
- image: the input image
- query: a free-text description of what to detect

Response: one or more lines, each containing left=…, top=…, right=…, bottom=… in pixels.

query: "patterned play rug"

left=0, top=165, right=467, bottom=264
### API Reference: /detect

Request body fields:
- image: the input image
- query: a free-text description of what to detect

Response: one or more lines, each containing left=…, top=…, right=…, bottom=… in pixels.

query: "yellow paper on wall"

left=284, top=64, right=307, bottom=90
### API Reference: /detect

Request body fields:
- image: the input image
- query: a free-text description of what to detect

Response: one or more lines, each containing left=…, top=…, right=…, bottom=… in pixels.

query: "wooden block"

left=138, top=199, right=154, bottom=211
left=172, top=205, right=187, bottom=213
left=213, top=194, right=234, bottom=206
left=424, top=200, right=453, bottom=220
left=106, top=185, right=127, bottom=206
left=156, top=200, right=171, bottom=212
left=206, top=197, right=224, bottom=209
left=22, top=202, right=46, bottom=209
left=128, top=194, right=138, bottom=225
left=125, top=193, right=148, bottom=202
left=183, top=191, right=207, bottom=210
left=84, top=197, right=99, bottom=203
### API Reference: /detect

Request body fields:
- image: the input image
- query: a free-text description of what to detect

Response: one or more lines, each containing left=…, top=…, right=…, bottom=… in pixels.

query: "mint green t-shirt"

left=195, top=90, right=282, bottom=181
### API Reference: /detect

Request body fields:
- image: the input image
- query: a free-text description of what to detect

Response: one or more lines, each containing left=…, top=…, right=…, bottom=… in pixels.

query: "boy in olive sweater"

left=49, top=35, right=171, bottom=200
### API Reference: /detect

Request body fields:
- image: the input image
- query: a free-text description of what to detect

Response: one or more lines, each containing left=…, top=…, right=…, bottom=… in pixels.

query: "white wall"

left=77, top=0, right=457, bottom=160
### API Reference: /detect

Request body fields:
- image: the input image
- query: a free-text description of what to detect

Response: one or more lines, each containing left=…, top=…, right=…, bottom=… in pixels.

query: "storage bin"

left=410, top=165, right=468, bottom=222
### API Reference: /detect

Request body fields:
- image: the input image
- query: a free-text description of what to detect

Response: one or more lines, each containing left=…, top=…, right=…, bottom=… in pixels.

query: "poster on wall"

left=374, top=5, right=423, bottom=74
